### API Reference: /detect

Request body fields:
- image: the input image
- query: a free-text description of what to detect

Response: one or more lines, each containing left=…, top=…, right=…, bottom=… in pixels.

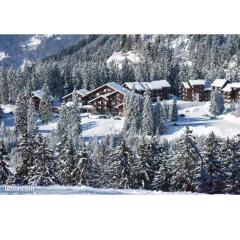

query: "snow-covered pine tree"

left=135, top=136, right=162, bottom=189
left=170, top=126, right=202, bottom=192
left=6, top=67, right=18, bottom=104
left=142, top=90, right=154, bottom=136
left=152, top=144, right=172, bottom=191
left=0, top=67, right=9, bottom=104
left=201, top=131, right=225, bottom=193
left=27, top=98, right=38, bottom=140
left=209, top=89, right=225, bottom=116
left=162, top=100, right=170, bottom=121
left=0, top=141, right=12, bottom=184
left=68, top=89, right=82, bottom=150
left=58, top=139, right=79, bottom=185
left=39, top=83, right=52, bottom=123
left=75, top=142, right=96, bottom=187
left=123, top=92, right=143, bottom=134
left=56, top=103, right=69, bottom=144
left=7, top=133, right=34, bottom=185
left=154, top=97, right=165, bottom=134
left=221, top=137, right=240, bottom=194
left=0, top=104, right=3, bottom=118
left=105, top=141, right=135, bottom=189
left=170, top=99, right=178, bottom=122
left=28, top=133, right=59, bottom=186
left=15, top=94, right=28, bottom=136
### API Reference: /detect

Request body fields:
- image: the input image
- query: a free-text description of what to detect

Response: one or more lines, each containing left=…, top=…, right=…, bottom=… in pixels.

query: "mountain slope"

left=0, top=34, right=87, bottom=68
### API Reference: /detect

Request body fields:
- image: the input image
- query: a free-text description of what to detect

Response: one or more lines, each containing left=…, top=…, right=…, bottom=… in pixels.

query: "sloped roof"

left=32, top=90, right=54, bottom=101
left=124, top=80, right=171, bottom=91
left=222, top=84, right=233, bottom=92
left=211, top=79, right=228, bottom=88
left=86, top=82, right=131, bottom=97
left=189, top=79, right=206, bottom=86
left=107, top=82, right=131, bottom=95
left=182, top=82, right=191, bottom=89
left=62, top=88, right=90, bottom=99
left=231, top=82, right=240, bottom=88
left=222, top=82, right=240, bottom=92
left=76, top=89, right=90, bottom=96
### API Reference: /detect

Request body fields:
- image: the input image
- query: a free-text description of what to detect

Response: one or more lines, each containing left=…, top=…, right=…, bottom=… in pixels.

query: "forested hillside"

left=1, top=34, right=240, bottom=102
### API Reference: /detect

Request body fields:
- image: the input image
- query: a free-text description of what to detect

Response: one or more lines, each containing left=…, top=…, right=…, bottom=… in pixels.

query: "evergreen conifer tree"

left=170, top=99, right=178, bottom=122
left=170, top=126, right=202, bottom=192
left=142, top=90, right=154, bottom=136
left=27, top=98, right=38, bottom=140
left=201, top=131, right=224, bottom=193
left=105, top=141, right=135, bottom=189
left=39, top=83, right=52, bottom=123
left=210, top=89, right=225, bottom=116
left=0, top=141, right=12, bottom=184
left=28, top=134, right=59, bottom=186
left=15, top=94, right=28, bottom=136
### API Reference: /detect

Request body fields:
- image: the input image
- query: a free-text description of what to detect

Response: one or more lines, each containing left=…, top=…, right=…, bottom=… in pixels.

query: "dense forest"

left=1, top=34, right=240, bottom=104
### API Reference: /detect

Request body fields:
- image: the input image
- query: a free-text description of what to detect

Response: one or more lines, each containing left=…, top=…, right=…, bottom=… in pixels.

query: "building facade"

left=222, top=83, right=240, bottom=103
left=181, top=80, right=211, bottom=102
left=86, top=82, right=130, bottom=115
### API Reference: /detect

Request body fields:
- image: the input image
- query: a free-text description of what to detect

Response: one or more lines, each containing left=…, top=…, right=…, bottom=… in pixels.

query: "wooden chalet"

left=31, top=90, right=54, bottom=111
left=122, top=80, right=171, bottom=101
left=62, top=88, right=90, bottom=104
left=222, top=83, right=240, bottom=103
left=181, top=80, right=211, bottom=101
left=86, top=82, right=130, bottom=115
left=211, top=79, right=229, bottom=91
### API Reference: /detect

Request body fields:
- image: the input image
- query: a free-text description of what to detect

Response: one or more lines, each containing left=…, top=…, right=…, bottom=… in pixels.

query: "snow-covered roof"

left=62, top=88, right=90, bottom=99
left=106, top=82, right=131, bottom=95
left=76, top=89, right=90, bottom=96
left=211, top=79, right=228, bottom=88
left=32, top=90, right=44, bottom=99
left=124, top=80, right=171, bottom=91
left=189, top=79, right=206, bottom=86
left=222, top=84, right=233, bottom=92
left=32, top=90, right=54, bottom=100
left=230, top=82, right=240, bottom=88
left=222, top=82, right=240, bottom=92
left=182, top=82, right=191, bottom=89
left=86, top=82, right=131, bottom=97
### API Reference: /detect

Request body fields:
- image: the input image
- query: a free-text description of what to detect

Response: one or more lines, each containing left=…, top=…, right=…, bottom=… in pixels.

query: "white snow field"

left=1, top=100, right=240, bottom=141
left=0, top=185, right=199, bottom=195
left=162, top=100, right=240, bottom=141
left=106, top=51, right=142, bottom=68
left=0, top=51, right=9, bottom=61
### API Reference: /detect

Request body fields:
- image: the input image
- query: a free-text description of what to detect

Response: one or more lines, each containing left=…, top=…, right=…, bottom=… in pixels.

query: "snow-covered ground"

left=0, top=185, right=198, bottom=195
left=1, top=100, right=240, bottom=141
left=107, top=51, right=142, bottom=68
left=21, top=34, right=53, bottom=51
left=163, top=100, right=240, bottom=140
left=0, top=51, right=9, bottom=61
